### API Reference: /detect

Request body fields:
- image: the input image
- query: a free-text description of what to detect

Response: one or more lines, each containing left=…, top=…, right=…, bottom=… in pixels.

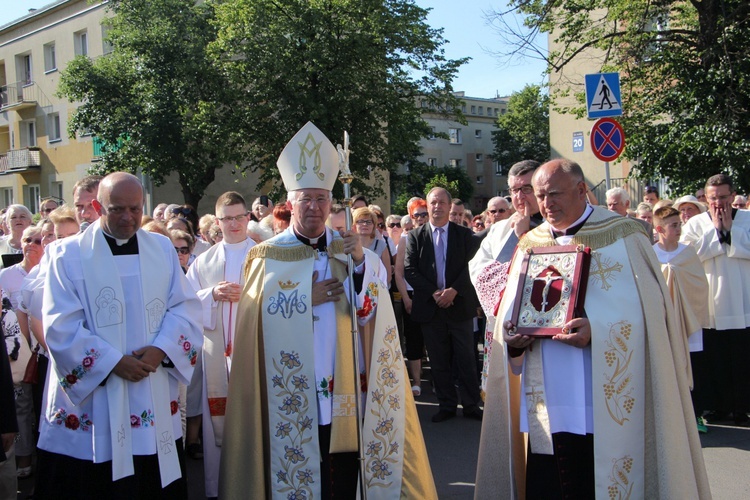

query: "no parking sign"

left=590, top=118, right=625, bottom=162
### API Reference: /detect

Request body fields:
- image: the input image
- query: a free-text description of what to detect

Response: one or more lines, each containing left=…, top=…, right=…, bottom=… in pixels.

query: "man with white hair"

left=485, top=196, right=511, bottom=226
left=220, top=123, right=435, bottom=499
left=606, top=187, right=653, bottom=242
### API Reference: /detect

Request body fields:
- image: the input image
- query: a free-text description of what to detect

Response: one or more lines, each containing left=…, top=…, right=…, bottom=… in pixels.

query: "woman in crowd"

left=395, top=198, right=428, bottom=396
left=0, top=205, right=33, bottom=259
left=352, top=206, right=391, bottom=287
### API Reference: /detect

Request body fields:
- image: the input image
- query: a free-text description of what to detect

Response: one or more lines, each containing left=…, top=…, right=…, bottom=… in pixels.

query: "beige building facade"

left=415, top=92, right=508, bottom=213
left=0, top=0, right=110, bottom=213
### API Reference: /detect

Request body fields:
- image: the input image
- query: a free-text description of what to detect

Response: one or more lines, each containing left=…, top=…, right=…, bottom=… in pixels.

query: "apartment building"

left=0, top=0, right=112, bottom=212
left=416, top=92, right=508, bottom=213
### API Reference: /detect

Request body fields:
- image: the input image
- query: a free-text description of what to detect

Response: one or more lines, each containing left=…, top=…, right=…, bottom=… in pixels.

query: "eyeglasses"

left=40, top=205, right=58, bottom=214
left=217, top=213, right=249, bottom=223
left=412, top=212, right=428, bottom=218
left=377, top=223, right=386, bottom=229
left=474, top=222, right=485, bottom=228
left=174, top=246, right=190, bottom=255
left=295, top=196, right=330, bottom=207
left=23, top=238, right=42, bottom=245
left=509, top=185, right=534, bottom=195
left=355, top=219, right=374, bottom=226
left=388, top=223, right=401, bottom=228
left=488, top=209, right=507, bottom=214
left=171, top=207, right=194, bottom=217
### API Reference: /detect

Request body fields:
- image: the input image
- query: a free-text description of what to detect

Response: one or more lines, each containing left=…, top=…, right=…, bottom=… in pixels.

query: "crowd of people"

left=0, top=121, right=746, bottom=499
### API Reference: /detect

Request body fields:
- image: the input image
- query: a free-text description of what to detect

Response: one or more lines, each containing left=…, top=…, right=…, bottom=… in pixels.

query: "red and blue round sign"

left=590, top=118, right=625, bottom=162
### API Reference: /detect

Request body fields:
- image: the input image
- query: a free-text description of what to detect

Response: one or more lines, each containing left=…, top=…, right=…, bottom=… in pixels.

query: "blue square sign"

left=585, top=73, right=622, bottom=119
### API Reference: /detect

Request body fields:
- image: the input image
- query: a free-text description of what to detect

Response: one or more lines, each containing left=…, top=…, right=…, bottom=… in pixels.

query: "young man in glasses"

left=185, top=191, right=255, bottom=498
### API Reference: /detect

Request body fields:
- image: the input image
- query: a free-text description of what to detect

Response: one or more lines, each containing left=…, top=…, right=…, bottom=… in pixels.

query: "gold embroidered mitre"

left=277, top=121, right=339, bottom=192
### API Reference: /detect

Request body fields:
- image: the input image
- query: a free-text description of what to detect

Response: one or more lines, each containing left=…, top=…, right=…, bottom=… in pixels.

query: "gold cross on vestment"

left=589, top=252, right=623, bottom=291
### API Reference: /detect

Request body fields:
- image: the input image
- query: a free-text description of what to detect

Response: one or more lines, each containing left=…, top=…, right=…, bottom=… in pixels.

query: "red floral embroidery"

left=60, top=348, right=101, bottom=390
left=357, top=294, right=373, bottom=318
left=328, top=378, right=334, bottom=394
left=177, top=335, right=198, bottom=366
left=65, top=414, right=80, bottom=430
left=170, top=400, right=179, bottom=415
left=51, top=408, right=93, bottom=432
left=131, top=415, right=141, bottom=427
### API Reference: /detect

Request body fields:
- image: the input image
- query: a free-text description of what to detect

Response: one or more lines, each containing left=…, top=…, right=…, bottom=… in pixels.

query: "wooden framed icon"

left=510, top=244, right=591, bottom=337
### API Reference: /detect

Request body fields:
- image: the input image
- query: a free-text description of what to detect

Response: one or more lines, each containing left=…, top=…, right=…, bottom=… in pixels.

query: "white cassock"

left=186, top=238, right=255, bottom=498
left=39, top=224, right=202, bottom=486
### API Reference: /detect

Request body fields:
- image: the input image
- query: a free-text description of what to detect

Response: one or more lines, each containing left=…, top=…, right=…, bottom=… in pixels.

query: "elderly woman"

left=199, top=214, right=217, bottom=245
left=209, top=223, right=223, bottom=243
left=0, top=226, right=44, bottom=478
left=0, top=205, right=33, bottom=259
left=673, top=195, right=706, bottom=224
left=472, top=214, right=486, bottom=233
left=169, top=229, right=195, bottom=273
left=38, top=197, right=60, bottom=217
left=352, top=206, right=391, bottom=286
left=385, top=214, right=404, bottom=252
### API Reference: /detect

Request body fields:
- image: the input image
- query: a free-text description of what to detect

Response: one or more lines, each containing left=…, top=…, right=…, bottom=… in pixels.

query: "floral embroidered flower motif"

left=366, top=441, right=383, bottom=457
left=299, top=416, right=313, bottom=430
left=375, top=417, right=394, bottom=435
left=272, top=375, right=284, bottom=388
left=279, top=395, right=302, bottom=415
left=380, top=367, right=397, bottom=388
left=51, top=408, right=93, bottom=432
left=377, top=348, right=390, bottom=364
left=280, top=351, right=301, bottom=369
left=357, top=293, right=374, bottom=318
left=370, top=459, right=392, bottom=480
left=388, top=394, right=400, bottom=410
left=288, top=490, right=307, bottom=500
left=292, top=375, right=309, bottom=390
left=276, top=470, right=288, bottom=484
left=296, top=469, right=314, bottom=486
left=317, top=375, right=334, bottom=398
left=131, top=409, right=155, bottom=428
left=284, top=445, right=305, bottom=464
left=177, top=335, right=198, bottom=366
left=276, top=422, right=292, bottom=438
left=60, top=348, right=101, bottom=390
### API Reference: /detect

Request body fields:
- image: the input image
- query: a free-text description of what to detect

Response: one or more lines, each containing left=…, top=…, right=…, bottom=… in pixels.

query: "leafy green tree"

left=391, top=162, right=473, bottom=214
left=209, top=0, right=467, bottom=201
left=491, top=84, right=550, bottom=174
left=58, top=0, right=238, bottom=206
left=488, top=0, right=750, bottom=193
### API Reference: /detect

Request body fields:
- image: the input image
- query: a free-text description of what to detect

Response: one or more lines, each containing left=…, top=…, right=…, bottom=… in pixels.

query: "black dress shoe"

left=431, top=410, right=456, bottom=423
left=463, top=406, right=483, bottom=421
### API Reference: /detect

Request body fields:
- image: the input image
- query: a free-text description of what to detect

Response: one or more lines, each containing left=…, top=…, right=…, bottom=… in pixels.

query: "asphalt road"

left=16, top=375, right=750, bottom=499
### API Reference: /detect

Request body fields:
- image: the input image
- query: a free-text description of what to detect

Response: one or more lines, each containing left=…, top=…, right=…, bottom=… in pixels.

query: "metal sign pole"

left=605, top=161, right=611, bottom=190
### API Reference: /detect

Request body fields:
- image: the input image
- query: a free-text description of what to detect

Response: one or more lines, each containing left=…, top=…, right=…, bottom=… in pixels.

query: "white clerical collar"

left=222, top=238, right=251, bottom=249
left=101, top=229, right=132, bottom=246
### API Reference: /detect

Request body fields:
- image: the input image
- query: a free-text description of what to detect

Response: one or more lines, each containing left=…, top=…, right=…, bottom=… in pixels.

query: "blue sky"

left=1, top=0, right=547, bottom=98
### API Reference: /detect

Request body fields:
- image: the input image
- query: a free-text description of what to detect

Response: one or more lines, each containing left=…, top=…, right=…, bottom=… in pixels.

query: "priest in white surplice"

left=36, top=173, right=203, bottom=498
left=185, top=191, right=255, bottom=498
left=681, top=173, right=750, bottom=426
left=475, top=160, right=710, bottom=499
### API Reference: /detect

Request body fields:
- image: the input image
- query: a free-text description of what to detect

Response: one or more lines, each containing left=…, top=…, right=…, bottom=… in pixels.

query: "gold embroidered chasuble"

left=474, top=207, right=711, bottom=500
left=219, top=232, right=436, bottom=499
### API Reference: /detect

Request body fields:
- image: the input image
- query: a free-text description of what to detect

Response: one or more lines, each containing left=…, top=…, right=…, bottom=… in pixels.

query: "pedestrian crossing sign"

left=585, top=73, right=622, bottom=119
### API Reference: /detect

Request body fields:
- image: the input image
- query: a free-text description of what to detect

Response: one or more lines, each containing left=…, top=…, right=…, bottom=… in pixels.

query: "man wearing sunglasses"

left=485, top=196, right=512, bottom=226
left=185, top=191, right=255, bottom=498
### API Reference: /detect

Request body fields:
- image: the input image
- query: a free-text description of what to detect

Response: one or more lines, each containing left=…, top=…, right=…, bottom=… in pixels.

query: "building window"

left=24, top=185, right=40, bottom=214
left=44, top=43, right=57, bottom=73
left=449, top=159, right=462, bottom=168
left=2, top=188, right=13, bottom=208
left=22, top=54, right=32, bottom=84
left=21, top=120, right=36, bottom=148
left=501, top=108, right=507, bottom=114
left=478, top=106, right=484, bottom=116
left=494, top=161, right=502, bottom=175
left=48, top=113, right=61, bottom=142
left=428, top=127, right=436, bottom=140
left=449, top=128, right=462, bottom=144
left=475, top=129, right=482, bottom=139
left=476, top=175, right=484, bottom=184
left=51, top=182, right=64, bottom=201
left=461, top=104, right=466, bottom=113
left=427, top=157, right=437, bottom=167
left=102, top=25, right=114, bottom=54
left=475, top=153, right=483, bottom=162
left=470, top=105, right=476, bottom=114
left=75, top=30, right=89, bottom=57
